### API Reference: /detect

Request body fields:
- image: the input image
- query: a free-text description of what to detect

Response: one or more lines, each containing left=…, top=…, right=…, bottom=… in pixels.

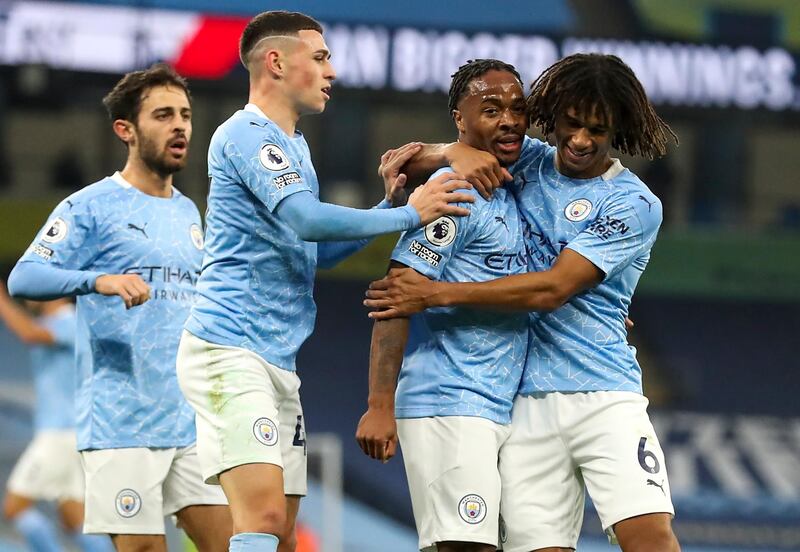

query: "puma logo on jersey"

left=494, top=216, right=509, bottom=231
left=638, top=195, right=655, bottom=212
left=127, top=223, right=148, bottom=238
left=646, top=478, right=665, bottom=495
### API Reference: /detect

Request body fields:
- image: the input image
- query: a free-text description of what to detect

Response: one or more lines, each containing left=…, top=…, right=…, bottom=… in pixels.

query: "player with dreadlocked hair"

left=528, top=53, right=677, bottom=160
left=367, top=52, right=681, bottom=552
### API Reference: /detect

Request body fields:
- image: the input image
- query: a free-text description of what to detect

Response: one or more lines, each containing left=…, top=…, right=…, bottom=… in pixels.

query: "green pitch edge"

left=320, top=230, right=800, bottom=302
left=2, top=200, right=798, bottom=301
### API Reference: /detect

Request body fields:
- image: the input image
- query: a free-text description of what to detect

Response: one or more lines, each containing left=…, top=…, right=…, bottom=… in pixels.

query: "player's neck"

left=249, top=88, right=299, bottom=136
left=120, top=160, right=173, bottom=198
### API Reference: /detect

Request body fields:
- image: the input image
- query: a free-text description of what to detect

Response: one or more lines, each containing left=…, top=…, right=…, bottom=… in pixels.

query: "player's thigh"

left=613, top=512, right=678, bottom=552
left=397, top=416, right=508, bottom=552
left=499, top=394, right=583, bottom=552
left=174, top=505, right=231, bottom=552
left=111, top=533, right=166, bottom=552
left=176, top=331, right=289, bottom=485
left=219, top=463, right=286, bottom=535
left=57, top=499, right=85, bottom=532
left=2, top=492, right=33, bottom=519
left=278, top=495, right=301, bottom=552
left=164, top=444, right=230, bottom=550
left=565, top=391, right=675, bottom=544
left=81, top=447, right=174, bottom=535
left=7, top=431, right=82, bottom=503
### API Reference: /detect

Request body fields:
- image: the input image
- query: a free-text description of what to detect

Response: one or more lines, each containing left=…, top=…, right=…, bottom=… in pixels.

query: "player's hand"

left=364, top=268, right=434, bottom=320
left=95, top=274, right=151, bottom=309
left=356, top=407, right=398, bottom=463
left=445, top=142, right=512, bottom=200
left=407, top=172, right=474, bottom=224
left=379, top=142, right=422, bottom=206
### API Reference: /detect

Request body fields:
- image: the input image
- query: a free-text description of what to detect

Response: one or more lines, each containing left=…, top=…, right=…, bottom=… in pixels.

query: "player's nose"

left=325, top=60, right=337, bottom=82
left=571, top=128, right=592, bottom=148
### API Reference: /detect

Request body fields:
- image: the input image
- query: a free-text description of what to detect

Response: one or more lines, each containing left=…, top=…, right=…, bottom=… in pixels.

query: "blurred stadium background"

left=0, top=0, right=798, bottom=550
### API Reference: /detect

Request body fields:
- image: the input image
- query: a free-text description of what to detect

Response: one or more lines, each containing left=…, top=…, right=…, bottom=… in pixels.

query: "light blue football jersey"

left=30, top=304, right=76, bottom=432
left=392, top=169, right=529, bottom=425
left=17, top=173, right=204, bottom=450
left=185, top=104, right=319, bottom=372
left=511, top=137, right=662, bottom=394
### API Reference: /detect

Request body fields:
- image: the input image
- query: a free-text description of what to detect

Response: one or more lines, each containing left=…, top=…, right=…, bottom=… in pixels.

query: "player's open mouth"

left=564, top=145, right=592, bottom=163
left=168, top=138, right=187, bottom=155
left=321, top=86, right=331, bottom=100
left=496, top=135, right=522, bottom=154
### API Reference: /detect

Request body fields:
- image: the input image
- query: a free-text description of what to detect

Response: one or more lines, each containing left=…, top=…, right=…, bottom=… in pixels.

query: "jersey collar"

left=244, top=103, right=269, bottom=120
left=601, top=159, right=625, bottom=181
left=111, top=171, right=133, bottom=188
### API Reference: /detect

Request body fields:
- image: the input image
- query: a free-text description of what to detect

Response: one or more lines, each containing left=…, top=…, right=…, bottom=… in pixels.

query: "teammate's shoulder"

left=602, top=167, right=663, bottom=226
left=56, top=176, right=126, bottom=211
left=428, top=166, right=485, bottom=213
left=218, top=108, right=288, bottom=145
left=523, top=135, right=553, bottom=155
left=512, top=136, right=553, bottom=170
left=611, top=167, right=660, bottom=204
left=169, top=186, right=201, bottom=211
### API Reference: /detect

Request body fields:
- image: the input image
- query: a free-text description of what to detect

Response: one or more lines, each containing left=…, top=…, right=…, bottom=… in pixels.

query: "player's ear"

left=112, top=119, right=135, bottom=146
left=264, top=49, right=285, bottom=77
left=453, top=110, right=466, bottom=134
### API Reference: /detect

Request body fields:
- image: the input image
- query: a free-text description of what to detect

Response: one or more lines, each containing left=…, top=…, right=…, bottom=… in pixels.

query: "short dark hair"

left=448, top=59, right=523, bottom=116
left=102, top=63, right=190, bottom=123
left=240, top=11, right=324, bottom=69
left=527, top=53, right=677, bottom=159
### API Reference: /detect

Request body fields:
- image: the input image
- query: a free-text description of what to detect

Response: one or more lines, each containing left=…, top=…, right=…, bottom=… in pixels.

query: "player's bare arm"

left=380, top=141, right=511, bottom=200
left=94, top=273, right=151, bottom=310
left=356, top=266, right=411, bottom=462
left=0, top=281, right=55, bottom=345
left=365, top=248, right=604, bottom=320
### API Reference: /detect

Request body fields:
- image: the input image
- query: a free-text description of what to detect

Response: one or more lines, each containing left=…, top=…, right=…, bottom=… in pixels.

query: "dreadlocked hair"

left=448, top=59, right=522, bottom=116
left=527, top=53, right=678, bottom=159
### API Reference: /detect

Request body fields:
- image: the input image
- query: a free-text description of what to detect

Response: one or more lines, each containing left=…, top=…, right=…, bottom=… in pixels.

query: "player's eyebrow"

left=314, top=48, right=331, bottom=59
left=479, top=97, right=504, bottom=105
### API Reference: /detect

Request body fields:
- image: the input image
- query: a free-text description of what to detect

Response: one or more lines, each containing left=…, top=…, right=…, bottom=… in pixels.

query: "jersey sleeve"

left=223, top=127, right=313, bottom=212
left=18, top=197, right=99, bottom=270
left=390, top=168, right=476, bottom=279
left=566, top=190, right=663, bottom=280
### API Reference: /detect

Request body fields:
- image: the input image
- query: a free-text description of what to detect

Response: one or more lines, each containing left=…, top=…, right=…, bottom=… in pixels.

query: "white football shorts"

left=499, top=391, right=675, bottom=551
left=398, top=416, right=511, bottom=551
left=81, top=444, right=227, bottom=535
left=7, top=430, right=84, bottom=503
left=176, top=330, right=307, bottom=495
